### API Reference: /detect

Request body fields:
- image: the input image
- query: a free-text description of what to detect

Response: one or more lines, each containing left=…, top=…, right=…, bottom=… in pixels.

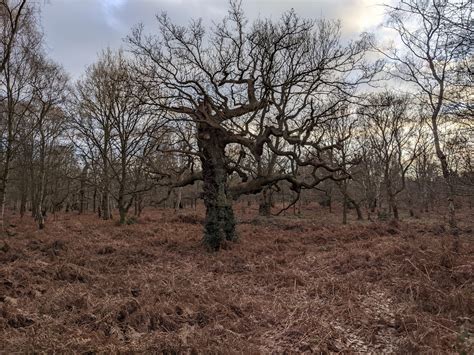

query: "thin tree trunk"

left=20, top=191, right=27, bottom=218
left=175, top=188, right=183, bottom=210
left=92, top=187, right=97, bottom=213
left=36, top=120, right=47, bottom=230
left=118, top=183, right=126, bottom=224
left=259, top=187, right=272, bottom=216
left=79, top=163, right=88, bottom=214
left=118, top=145, right=128, bottom=224
left=342, top=181, right=348, bottom=225
left=102, top=180, right=110, bottom=220
left=433, top=128, right=459, bottom=249
left=0, top=119, right=14, bottom=229
left=101, top=126, right=111, bottom=220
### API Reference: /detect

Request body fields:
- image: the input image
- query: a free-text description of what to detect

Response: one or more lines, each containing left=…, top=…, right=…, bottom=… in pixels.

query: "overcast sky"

left=41, top=0, right=389, bottom=79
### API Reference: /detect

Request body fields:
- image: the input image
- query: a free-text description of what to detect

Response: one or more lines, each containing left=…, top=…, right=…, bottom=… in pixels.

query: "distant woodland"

left=0, top=0, right=472, bottom=249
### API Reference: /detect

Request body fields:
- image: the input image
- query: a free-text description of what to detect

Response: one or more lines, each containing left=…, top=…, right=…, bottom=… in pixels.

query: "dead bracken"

left=0, top=206, right=472, bottom=353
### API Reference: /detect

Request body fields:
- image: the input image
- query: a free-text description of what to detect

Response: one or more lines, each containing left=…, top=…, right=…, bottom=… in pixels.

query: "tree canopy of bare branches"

left=127, top=2, right=380, bottom=249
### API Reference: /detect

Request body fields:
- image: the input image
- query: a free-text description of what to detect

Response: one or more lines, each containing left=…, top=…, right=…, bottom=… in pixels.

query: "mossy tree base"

left=203, top=204, right=236, bottom=251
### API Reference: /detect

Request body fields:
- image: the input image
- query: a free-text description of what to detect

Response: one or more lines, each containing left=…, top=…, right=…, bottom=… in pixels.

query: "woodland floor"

left=0, top=204, right=473, bottom=353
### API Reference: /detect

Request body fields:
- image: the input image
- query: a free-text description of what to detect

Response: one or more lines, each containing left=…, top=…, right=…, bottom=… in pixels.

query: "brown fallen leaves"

left=0, top=205, right=472, bottom=353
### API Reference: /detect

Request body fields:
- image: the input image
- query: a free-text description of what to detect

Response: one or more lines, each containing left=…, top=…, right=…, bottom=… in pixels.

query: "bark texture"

left=198, top=126, right=236, bottom=250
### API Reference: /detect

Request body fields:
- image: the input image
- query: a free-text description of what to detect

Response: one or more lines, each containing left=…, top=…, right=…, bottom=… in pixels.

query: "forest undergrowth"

left=0, top=205, right=473, bottom=353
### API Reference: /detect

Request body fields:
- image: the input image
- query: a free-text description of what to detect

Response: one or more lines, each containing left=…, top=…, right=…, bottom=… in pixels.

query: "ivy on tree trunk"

left=199, top=126, right=237, bottom=250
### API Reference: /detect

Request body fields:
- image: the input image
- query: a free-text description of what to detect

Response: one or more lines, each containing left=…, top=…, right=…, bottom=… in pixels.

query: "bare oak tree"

left=128, top=2, right=379, bottom=249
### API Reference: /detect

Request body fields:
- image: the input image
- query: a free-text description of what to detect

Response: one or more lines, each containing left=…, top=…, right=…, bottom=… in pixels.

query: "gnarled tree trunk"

left=198, top=126, right=236, bottom=250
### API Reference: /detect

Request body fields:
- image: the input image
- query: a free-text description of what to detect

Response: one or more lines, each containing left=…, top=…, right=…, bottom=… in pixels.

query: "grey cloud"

left=41, top=0, right=385, bottom=79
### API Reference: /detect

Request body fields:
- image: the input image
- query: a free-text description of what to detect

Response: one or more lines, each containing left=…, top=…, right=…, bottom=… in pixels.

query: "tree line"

left=0, top=0, right=472, bottom=249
